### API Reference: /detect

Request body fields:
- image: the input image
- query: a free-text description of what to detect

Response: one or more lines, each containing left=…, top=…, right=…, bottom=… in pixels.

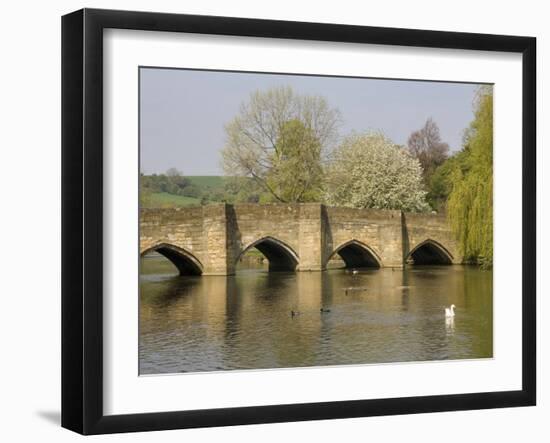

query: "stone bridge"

left=140, top=203, right=461, bottom=275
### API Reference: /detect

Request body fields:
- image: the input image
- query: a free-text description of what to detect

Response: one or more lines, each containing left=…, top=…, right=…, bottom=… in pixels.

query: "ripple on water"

left=139, top=262, right=493, bottom=374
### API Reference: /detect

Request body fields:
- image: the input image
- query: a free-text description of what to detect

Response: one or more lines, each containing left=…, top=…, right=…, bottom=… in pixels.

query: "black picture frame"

left=62, top=8, right=536, bottom=435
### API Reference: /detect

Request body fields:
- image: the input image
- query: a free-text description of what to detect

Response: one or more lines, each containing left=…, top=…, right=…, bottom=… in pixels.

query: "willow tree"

left=447, top=87, right=493, bottom=265
left=220, top=86, right=340, bottom=202
left=324, top=132, right=430, bottom=212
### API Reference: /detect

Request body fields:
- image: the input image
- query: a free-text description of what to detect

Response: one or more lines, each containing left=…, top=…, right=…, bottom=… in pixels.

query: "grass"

left=186, top=176, right=225, bottom=189
left=149, top=192, right=201, bottom=207
left=143, top=176, right=228, bottom=207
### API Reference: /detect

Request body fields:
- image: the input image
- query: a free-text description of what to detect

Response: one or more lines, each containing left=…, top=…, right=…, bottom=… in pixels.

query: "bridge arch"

left=327, top=240, right=382, bottom=269
left=140, top=243, right=203, bottom=275
left=407, top=239, right=453, bottom=265
left=238, top=236, right=299, bottom=272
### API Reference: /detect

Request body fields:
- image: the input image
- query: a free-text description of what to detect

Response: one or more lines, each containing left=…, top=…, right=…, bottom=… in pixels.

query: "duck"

left=445, top=304, right=456, bottom=318
left=320, top=308, right=331, bottom=313
left=290, top=310, right=301, bottom=317
left=352, top=269, right=359, bottom=275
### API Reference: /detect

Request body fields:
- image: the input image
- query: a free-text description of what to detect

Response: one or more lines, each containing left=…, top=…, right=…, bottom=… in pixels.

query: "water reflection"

left=445, top=316, right=455, bottom=335
left=139, top=257, right=493, bottom=374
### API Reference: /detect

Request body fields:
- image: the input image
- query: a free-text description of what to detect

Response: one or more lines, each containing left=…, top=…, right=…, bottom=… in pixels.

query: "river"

left=139, top=256, right=492, bottom=374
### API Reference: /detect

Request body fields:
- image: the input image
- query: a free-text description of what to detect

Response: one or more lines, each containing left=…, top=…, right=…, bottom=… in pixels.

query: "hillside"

left=141, top=175, right=226, bottom=208
left=141, top=174, right=272, bottom=208
left=147, top=192, right=202, bottom=207
left=186, top=176, right=224, bottom=189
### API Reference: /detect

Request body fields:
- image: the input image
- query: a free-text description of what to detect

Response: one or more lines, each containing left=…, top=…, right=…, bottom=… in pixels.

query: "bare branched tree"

left=165, top=167, right=182, bottom=177
left=221, top=86, right=340, bottom=202
left=407, top=118, right=450, bottom=183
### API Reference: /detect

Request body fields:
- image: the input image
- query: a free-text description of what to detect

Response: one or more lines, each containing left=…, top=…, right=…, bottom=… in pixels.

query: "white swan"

left=445, top=304, right=456, bottom=318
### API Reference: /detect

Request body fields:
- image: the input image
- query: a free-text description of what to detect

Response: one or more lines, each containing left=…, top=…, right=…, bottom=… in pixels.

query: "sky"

left=140, top=67, right=481, bottom=176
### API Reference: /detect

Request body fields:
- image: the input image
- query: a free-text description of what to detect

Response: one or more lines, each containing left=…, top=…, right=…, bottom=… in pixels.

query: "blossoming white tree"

left=324, top=132, right=430, bottom=212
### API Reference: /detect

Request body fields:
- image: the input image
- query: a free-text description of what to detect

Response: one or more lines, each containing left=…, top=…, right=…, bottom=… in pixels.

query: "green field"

left=142, top=176, right=243, bottom=208
left=149, top=192, right=202, bottom=207
left=186, top=176, right=224, bottom=189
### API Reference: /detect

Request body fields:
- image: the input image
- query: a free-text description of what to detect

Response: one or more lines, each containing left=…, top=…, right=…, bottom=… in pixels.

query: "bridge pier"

left=202, top=204, right=238, bottom=275
left=297, top=204, right=326, bottom=272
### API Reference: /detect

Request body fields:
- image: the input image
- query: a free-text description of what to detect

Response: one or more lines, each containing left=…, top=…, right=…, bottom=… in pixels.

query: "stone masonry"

left=140, top=203, right=461, bottom=275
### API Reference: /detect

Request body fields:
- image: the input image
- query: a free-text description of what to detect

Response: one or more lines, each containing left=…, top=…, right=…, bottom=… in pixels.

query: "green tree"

left=324, top=132, right=430, bottom=212
left=427, top=153, right=464, bottom=211
left=181, top=184, right=202, bottom=198
left=165, top=167, right=182, bottom=177
left=447, top=87, right=493, bottom=265
left=223, top=177, right=263, bottom=203
left=264, top=119, right=324, bottom=202
left=221, top=86, right=340, bottom=202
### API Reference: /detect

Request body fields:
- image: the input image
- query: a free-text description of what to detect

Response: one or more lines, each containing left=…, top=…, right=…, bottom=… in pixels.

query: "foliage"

left=426, top=152, right=464, bottom=211
left=141, top=170, right=192, bottom=197
left=201, top=187, right=226, bottom=204
left=223, top=177, right=263, bottom=203
left=447, top=87, right=493, bottom=265
left=141, top=173, right=266, bottom=207
left=180, top=184, right=201, bottom=198
left=140, top=170, right=213, bottom=207
left=407, top=118, right=450, bottom=189
left=165, top=167, right=182, bottom=177
left=220, top=86, right=340, bottom=202
left=264, top=119, right=324, bottom=202
left=324, top=132, right=430, bottom=212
